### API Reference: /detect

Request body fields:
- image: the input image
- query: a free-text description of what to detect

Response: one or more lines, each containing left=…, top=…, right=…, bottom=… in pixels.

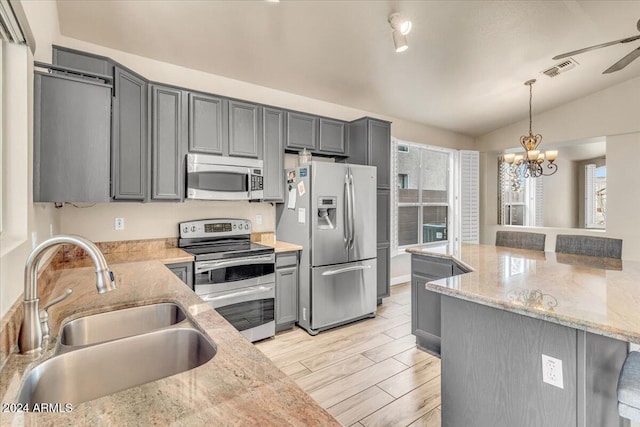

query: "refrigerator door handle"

left=344, top=173, right=351, bottom=248
left=321, top=265, right=372, bottom=276
left=349, top=172, right=356, bottom=250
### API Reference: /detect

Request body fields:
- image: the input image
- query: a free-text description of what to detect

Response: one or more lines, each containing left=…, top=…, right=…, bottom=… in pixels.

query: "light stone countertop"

left=0, top=260, right=339, bottom=426
left=407, top=243, right=640, bottom=344
left=260, top=241, right=304, bottom=253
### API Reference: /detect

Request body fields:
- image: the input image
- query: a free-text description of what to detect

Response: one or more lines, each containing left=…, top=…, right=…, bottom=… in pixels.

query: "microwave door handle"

left=246, top=168, right=251, bottom=198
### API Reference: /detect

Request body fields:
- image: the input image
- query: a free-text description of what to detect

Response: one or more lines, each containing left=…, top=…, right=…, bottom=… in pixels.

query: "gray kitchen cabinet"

left=112, top=67, right=147, bottom=200
left=286, top=112, right=317, bottom=151
left=377, top=190, right=390, bottom=243
left=166, top=262, right=193, bottom=288
left=188, top=92, right=225, bottom=155
left=34, top=69, right=112, bottom=203
left=228, top=100, right=262, bottom=158
left=411, top=254, right=469, bottom=357
left=150, top=84, right=187, bottom=201
left=347, top=117, right=391, bottom=189
left=377, top=244, right=391, bottom=302
left=52, top=45, right=111, bottom=76
left=318, top=118, right=346, bottom=154
left=275, top=251, right=299, bottom=331
left=263, top=107, right=286, bottom=201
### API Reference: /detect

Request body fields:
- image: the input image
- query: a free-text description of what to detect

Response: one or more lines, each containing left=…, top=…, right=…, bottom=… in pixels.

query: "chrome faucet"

left=19, top=235, right=117, bottom=354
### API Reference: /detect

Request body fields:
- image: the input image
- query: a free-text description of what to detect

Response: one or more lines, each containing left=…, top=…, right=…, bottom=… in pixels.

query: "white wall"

left=543, top=158, right=578, bottom=229
left=477, top=76, right=640, bottom=259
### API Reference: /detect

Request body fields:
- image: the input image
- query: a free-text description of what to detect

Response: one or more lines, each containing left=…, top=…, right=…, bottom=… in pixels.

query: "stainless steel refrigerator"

left=276, top=161, right=377, bottom=335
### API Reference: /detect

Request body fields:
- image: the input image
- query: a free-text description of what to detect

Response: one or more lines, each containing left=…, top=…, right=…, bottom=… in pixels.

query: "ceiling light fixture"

left=389, top=13, right=412, bottom=35
left=503, top=79, right=558, bottom=178
left=389, top=13, right=411, bottom=53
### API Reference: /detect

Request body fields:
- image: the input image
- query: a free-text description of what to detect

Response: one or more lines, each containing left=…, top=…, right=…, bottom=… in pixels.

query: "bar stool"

left=555, top=235, right=622, bottom=259
left=495, top=231, right=546, bottom=251
left=619, top=351, right=640, bottom=421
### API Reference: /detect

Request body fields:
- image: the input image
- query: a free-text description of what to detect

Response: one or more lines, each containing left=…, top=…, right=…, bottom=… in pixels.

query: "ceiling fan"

left=553, top=18, right=640, bottom=74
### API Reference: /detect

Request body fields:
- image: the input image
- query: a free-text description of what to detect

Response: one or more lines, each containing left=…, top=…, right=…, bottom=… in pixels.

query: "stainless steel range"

left=178, top=219, right=275, bottom=342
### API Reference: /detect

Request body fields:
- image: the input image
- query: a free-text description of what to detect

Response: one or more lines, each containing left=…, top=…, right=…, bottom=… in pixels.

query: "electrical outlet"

left=542, top=354, right=564, bottom=389
left=256, top=214, right=263, bottom=226
left=114, top=217, right=125, bottom=231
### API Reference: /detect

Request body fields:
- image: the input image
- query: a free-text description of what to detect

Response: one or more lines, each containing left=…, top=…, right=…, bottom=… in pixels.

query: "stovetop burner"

left=178, top=218, right=274, bottom=262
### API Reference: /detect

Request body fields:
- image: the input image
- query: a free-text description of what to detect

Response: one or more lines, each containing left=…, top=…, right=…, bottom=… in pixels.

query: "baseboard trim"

left=391, top=274, right=411, bottom=286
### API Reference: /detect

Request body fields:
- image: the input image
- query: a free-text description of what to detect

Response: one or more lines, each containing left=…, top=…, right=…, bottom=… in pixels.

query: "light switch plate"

left=542, top=354, right=564, bottom=389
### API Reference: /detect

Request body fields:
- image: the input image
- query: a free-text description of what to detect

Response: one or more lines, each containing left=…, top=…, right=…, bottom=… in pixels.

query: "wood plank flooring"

left=255, top=282, right=441, bottom=427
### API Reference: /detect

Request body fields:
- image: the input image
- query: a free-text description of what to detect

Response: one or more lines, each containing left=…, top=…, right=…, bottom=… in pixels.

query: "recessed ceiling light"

left=389, top=13, right=412, bottom=35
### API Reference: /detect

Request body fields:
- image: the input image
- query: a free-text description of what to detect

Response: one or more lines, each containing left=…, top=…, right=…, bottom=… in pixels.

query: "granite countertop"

left=56, top=247, right=194, bottom=269
left=407, top=244, right=640, bottom=344
left=260, top=241, right=304, bottom=253
left=0, top=260, right=338, bottom=425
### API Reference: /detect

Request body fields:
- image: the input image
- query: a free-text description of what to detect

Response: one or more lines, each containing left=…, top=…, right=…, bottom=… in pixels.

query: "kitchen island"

left=0, top=257, right=338, bottom=425
left=408, top=244, right=637, bottom=427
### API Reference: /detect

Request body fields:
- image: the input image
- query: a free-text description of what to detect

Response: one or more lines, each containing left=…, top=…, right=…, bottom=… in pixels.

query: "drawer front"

left=276, top=252, right=298, bottom=268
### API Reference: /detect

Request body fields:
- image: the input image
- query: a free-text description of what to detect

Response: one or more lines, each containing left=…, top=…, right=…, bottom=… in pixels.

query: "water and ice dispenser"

left=317, top=197, right=337, bottom=229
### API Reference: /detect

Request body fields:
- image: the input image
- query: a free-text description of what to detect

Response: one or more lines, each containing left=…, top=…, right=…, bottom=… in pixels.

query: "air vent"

left=542, top=58, right=579, bottom=78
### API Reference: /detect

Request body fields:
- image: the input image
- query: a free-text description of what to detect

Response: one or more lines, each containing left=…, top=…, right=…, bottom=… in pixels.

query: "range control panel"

left=179, top=219, right=251, bottom=239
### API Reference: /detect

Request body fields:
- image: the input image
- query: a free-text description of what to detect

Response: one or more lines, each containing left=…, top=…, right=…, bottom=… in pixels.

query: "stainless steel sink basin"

left=60, top=302, right=187, bottom=347
left=18, top=328, right=216, bottom=405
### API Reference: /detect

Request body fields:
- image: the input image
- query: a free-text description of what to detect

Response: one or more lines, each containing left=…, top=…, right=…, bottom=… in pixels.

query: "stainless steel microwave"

left=186, top=154, right=264, bottom=201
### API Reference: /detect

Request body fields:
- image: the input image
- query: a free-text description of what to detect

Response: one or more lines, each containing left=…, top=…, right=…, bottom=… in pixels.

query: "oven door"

left=187, top=163, right=251, bottom=200
left=194, top=254, right=275, bottom=294
left=200, top=284, right=275, bottom=342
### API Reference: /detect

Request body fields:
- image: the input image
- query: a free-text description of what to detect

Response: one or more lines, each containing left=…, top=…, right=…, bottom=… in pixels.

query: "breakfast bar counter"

left=0, top=260, right=339, bottom=426
left=408, top=243, right=636, bottom=427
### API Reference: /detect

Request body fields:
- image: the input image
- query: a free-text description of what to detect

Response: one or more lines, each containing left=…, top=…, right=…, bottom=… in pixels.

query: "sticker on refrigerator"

left=300, top=168, right=307, bottom=177
left=298, top=208, right=306, bottom=224
left=287, top=188, right=297, bottom=210
left=287, top=170, right=296, bottom=183
left=297, top=181, right=306, bottom=196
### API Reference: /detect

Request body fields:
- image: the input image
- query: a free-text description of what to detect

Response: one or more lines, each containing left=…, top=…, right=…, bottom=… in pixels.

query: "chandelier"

left=503, top=79, right=558, bottom=178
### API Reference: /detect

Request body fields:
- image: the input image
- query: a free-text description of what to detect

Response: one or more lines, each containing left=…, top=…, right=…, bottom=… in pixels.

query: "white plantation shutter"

left=585, top=164, right=596, bottom=228
left=460, top=150, right=479, bottom=243
left=535, top=177, right=544, bottom=227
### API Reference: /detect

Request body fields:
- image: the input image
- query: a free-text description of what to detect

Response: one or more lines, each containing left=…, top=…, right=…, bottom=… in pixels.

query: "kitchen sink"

left=18, top=327, right=216, bottom=405
left=60, top=302, right=188, bottom=347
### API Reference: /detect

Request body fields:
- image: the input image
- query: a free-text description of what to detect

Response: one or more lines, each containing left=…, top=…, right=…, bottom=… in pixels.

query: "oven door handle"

left=195, top=255, right=275, bottom=274
left=200, top=285, right=274, bottom=308
left=321, top=265, right=371, bottom=276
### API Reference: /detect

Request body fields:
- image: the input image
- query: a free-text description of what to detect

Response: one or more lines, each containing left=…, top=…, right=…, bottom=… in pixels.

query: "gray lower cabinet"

left=228, top=100, right=261, bottom=158
left=188, top=92, right=225, bottom=155
left=112, top=67, right=147, bottom=200
left=286, top=112, right=317, bottom=151
left=319, top=118, right=345, bottom=154
left=263, top=107, right=286, bottom=201
left=276, top=252, right=299, bottom=331
left=377, top=190, right=390, bottom=243
left=411, top=254, right=468, bottom=357
left=377, top=244, right=391, bottom=300
left=34, top=71, right=112, bottom=202
left=150, top=85, right=187, bottom=201
left=165, top=262, right=193, bottom=288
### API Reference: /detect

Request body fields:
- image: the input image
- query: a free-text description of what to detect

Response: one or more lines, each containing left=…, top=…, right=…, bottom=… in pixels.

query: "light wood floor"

left=255, top=282, right=442, bottom=427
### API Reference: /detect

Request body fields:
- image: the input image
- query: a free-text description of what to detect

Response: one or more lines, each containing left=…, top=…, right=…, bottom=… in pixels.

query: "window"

left=497, top=158, right=543, bottom=227
left=394, top=141, right=453, bottom=248
left=585, top=164, right=606, bottom=229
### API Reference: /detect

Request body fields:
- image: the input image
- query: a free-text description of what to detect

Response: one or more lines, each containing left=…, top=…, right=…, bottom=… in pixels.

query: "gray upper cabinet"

left=263, top=107, right=286, bottom=201
left=319, top=118, right=346, bottom=154
left=228, top=100, right=261, bottom=158
left=188, top=92, right=225, bottom=155
left=112, top=67, right=147, bottom=200
left=150, top=85, right=187, bottom=201
left=347, top=117, right=391, bottom=189
left=53, top=45, right=111, bottom=76
left=34, top=71, right=112, bottom=203
left=286, top=112, right=317, bottom=151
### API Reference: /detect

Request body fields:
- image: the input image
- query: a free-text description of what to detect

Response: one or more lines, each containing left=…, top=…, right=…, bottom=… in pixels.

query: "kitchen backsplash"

left=58, top=200, right=275, bottom=242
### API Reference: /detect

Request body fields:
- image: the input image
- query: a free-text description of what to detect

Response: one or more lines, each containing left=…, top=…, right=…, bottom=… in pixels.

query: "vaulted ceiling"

left=55, top=0, right=640, bottom=137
